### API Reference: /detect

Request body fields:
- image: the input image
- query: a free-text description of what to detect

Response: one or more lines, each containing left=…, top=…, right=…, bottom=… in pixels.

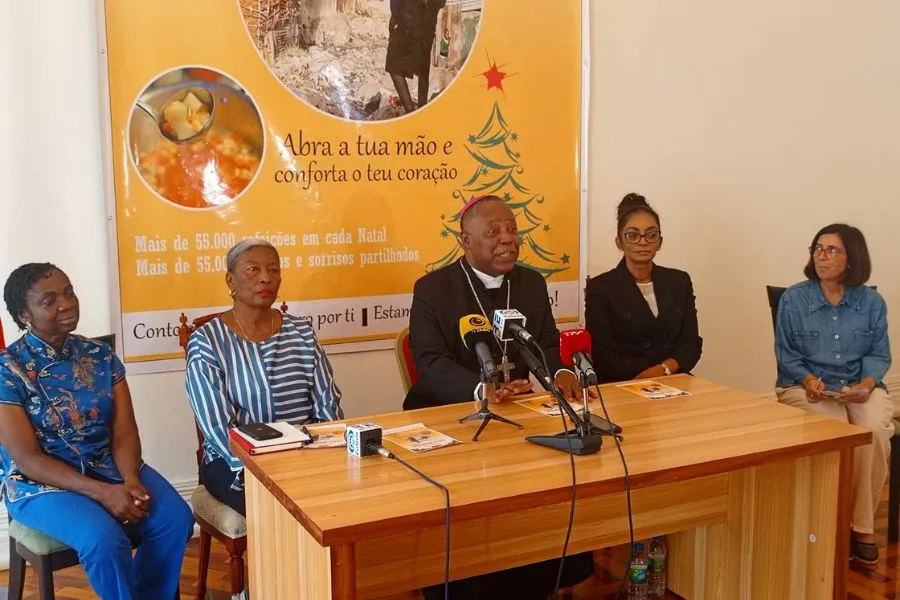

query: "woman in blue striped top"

left=185, top=240, right=343, bottom=515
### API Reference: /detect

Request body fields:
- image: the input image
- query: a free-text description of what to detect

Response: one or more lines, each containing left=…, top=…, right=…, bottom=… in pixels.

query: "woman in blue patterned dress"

left=185, top=239, right=343, bottom=516
left=0, top=263, right=193, bottom=600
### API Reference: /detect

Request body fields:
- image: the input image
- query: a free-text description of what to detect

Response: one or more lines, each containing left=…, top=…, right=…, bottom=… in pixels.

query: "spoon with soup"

left=135, top=87, right=215, bottom=143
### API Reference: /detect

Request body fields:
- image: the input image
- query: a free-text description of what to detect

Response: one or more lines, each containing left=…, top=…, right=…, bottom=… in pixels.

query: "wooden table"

left=232, top=375, right=869, bottom=599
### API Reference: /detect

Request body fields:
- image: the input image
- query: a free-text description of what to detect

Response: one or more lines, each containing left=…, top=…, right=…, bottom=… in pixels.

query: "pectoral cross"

left=498, top=356, right=516, bottom=383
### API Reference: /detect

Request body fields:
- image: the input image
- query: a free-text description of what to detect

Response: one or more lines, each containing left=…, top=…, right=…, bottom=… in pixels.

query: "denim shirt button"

left=834, top=334, right=839, bottom=340
left=836, top=354, right=842, bottom=359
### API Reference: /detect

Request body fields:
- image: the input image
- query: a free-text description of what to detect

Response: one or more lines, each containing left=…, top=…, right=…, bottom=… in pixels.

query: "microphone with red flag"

left=560, top=328, right=622, bottom=436
left=559, top=328, right=598, bottom=386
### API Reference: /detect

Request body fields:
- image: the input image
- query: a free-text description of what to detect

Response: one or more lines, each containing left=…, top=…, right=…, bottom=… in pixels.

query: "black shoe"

left=851, top=539, right=879, bottom=565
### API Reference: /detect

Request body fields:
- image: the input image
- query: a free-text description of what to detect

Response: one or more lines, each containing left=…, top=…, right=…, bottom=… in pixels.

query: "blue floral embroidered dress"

left=0, top=332, right=129, bottom=503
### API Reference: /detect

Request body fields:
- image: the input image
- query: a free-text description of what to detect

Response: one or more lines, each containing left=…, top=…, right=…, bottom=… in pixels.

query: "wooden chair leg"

left=7, top=539, right=26, bottom=600
left=196, top=529, right=212, bottom=600
left=229, top=545, right=246, bottom=596
left=888, top=435, right=900, bottom=542
left=34, top=554, right=56, bottom=600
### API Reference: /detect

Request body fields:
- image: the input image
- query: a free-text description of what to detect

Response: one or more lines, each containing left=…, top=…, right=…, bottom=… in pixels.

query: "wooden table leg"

left=833, top=448, right=853, bottom=600
left=331, top=543, right=357, bottom=599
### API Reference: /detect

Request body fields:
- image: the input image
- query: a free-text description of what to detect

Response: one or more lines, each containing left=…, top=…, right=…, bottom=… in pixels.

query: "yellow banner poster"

left=101, top=0, right=584, bottom=370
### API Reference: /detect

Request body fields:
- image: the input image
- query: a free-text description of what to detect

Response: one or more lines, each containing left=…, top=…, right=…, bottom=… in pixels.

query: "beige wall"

left=1, top=0, right=898, bottom=530
left=588, top=0, right=900, bottom=393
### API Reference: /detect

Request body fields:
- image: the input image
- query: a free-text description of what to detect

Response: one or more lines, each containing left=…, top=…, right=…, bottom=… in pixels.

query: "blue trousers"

left=6, top=465, right=194, bottom=600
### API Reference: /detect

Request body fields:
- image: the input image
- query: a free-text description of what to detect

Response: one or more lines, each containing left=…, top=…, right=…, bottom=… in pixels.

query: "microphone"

left=366, top=440, right=395, bottom=459
left=515, top=339, right=554, bottom=391
left=345, top=423, right=399, bottom=459
left=459, top=314, right=500, bottom=385
left=491, top=309, right=535, bottom=345
left=458, top=314, right=525, bottom=439
left=514, top=340, right=603, bottom=455
left=346, top=422, right=384, bottom=457
left=559, top=329, right=598, bottom=386
left=559, top=328, right=622, bottom=437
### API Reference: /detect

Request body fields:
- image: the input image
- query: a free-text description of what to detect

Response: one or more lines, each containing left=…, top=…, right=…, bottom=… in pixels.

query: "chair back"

left=93, top=333, right=116, bottom=354
left=394, top=327, right=418, bottom=393
left=766, top=284, right=878, bottom=334
left=765, top=286, right=787, bottom=333
left=0, top=319, right=5, bottom=349
left=177, top=303, right=290, bottom=475
left=178, top=312, right=223, bottom=476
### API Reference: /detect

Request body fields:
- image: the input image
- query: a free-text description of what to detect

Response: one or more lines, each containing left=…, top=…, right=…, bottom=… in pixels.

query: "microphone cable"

left=528, top=342, right=578, bottom=600
left=592, top=382, right=634, bottom=600
left=375, top=445, right=452, bottom=600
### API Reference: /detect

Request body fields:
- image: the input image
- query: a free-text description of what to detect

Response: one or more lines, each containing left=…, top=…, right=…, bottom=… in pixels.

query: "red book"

left=228, top=422, right=311, bottom=456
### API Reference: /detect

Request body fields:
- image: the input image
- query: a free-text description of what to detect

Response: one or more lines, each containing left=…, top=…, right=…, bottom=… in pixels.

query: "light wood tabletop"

left=235, top=374, right=869, bottom=546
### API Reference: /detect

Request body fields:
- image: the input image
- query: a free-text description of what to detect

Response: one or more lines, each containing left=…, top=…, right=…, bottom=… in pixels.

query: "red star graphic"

left=482, top=61, right=507, bottom=91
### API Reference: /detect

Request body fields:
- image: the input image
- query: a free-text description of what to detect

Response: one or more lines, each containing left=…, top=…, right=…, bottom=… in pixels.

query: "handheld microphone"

left=492, top=309, right=535, bottom=344
left=346, top=422, right=384, bottom=457
left=560, top=329, right=598, bottom=386
left=459, top=314, right=500, bottom=385
left=345, top=423, right=397, bottom=458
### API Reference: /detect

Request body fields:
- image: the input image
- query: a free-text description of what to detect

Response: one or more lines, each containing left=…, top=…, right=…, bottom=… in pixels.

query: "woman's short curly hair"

left=3, top=263, right=59, bottom=329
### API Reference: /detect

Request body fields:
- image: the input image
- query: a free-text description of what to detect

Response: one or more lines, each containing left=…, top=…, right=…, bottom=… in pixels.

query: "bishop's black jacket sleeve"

left=409, top=281, right=480, bottom=405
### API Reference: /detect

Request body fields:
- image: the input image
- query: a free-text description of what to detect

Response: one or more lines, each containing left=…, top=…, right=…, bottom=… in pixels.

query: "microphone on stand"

left=457, top=315, right=523, bottom=440
left=491, top=309, right=536, bottom=345
left=559, top=329, right=621, bottom=436
left=559, top=329, right=598, bottom=386
left=494, top=311, right=602, bottom=455
left=459, top=314, right=500, bottom=386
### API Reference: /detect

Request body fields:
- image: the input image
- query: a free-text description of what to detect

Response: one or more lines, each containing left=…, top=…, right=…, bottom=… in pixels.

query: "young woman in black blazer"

left=585, top=194, right=702, bottom=383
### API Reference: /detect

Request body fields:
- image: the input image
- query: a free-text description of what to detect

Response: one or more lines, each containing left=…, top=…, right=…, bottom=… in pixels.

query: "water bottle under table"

left=628, top=542, right=648, bottom=600
left=648, top=535, right=667, bottom=597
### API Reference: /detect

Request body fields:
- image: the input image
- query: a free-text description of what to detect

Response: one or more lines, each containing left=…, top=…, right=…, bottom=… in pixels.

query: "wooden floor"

left=0, top=497, right=897, bottom=599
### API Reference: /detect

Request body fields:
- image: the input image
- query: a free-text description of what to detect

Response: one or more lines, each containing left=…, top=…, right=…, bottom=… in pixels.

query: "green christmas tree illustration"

left=426, top=100, right=570, bottom=278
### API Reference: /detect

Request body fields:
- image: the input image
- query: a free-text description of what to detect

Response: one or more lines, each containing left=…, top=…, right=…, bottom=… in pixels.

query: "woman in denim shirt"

left=775, top=224, right=892, bottom=565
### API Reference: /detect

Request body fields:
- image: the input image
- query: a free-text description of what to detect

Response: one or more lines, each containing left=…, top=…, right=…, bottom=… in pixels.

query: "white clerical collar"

left=469, top=264, right=505, bottom=289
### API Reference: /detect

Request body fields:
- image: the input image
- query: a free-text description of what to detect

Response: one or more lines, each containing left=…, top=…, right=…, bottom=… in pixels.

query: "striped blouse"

left=185, top=313, right=343, bottom=483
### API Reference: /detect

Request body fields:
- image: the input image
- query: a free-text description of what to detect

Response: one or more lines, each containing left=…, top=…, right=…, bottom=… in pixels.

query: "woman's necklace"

left=233, top=309, right=278, bottom=343
left=460, top=261, right=515, bottom=382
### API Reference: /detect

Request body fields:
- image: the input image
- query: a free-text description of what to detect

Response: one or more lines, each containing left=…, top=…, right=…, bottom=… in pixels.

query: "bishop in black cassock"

left=402, top=195, right=593, bottom=600
left=402, top=256, right=566, bottom=409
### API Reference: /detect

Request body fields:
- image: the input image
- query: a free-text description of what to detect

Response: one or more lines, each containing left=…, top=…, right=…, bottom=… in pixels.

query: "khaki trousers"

left=776, top=386, right=894, bottom=534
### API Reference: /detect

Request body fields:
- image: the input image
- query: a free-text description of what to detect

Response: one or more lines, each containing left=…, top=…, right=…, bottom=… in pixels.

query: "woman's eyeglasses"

left=623, top=230, right=661, bottom=244
left=809, top=244, right=843, bottom=258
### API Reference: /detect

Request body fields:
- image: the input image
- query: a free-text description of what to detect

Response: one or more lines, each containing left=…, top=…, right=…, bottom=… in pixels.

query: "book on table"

left=228, top=421, right=312, bottom=455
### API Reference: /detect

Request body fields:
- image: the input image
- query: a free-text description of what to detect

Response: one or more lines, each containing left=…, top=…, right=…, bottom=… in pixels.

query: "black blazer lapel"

left=650, top=265, right=686, bottom=343
left=613, top=259, right=656, bottom=327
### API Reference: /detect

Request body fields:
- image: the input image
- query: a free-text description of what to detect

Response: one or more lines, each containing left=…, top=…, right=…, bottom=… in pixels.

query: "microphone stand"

left=517, top=344, right=603, bottom=455
left=576, top=369, right=622, bottom=438
left=458, top=372, right=524, bottom=441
